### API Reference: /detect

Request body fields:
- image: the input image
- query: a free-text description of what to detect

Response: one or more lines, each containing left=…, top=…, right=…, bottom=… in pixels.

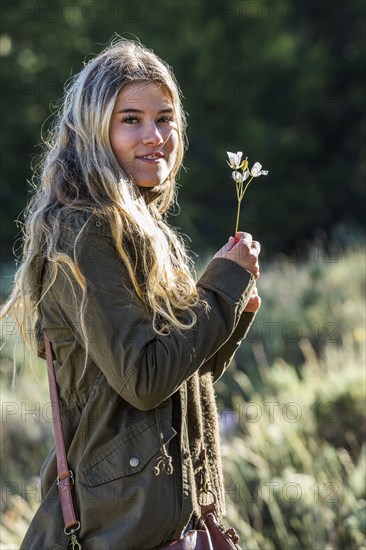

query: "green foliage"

left=217, top=247, right=366, bottom=548
left=221, top=352, right=366, bottom=548
left=0, top=0, right=365, bottom=266
left=0, top=345, right=52, bottom=548
left=216, top=244, right=366, bottom=391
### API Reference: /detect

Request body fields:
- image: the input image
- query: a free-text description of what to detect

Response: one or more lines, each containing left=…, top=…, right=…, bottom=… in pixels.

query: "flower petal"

left=250, top=162, right=268, bottom=177
left=242, top=170, right=250, bottom=181
left=235, top=152, right=243, bottom=168
left=227, top=151, right=243, bottom=169
left=226, top=152, right=236, bottom=168
left=232, top=170, right=243, bottom=183
left=250, top=162, right=262, bottom=177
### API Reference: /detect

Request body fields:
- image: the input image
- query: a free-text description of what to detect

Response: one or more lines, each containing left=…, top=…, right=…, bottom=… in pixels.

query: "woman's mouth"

left=137, top=152, right=164, bottom=163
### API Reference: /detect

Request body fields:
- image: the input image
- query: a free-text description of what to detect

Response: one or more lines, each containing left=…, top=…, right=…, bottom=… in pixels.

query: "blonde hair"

left=1, top=37, right=203, bottom=361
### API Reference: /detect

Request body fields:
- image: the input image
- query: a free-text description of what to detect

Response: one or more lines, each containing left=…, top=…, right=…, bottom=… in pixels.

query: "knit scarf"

left=186, top=369, right=226, bottom=519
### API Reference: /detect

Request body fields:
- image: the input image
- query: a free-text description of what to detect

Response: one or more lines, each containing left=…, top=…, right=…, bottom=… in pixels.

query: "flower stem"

left=235, top=176, right=254, bottom=234
left=241, top=176, right=254, bottom=199
left=235, top=198, right=242, bottom=235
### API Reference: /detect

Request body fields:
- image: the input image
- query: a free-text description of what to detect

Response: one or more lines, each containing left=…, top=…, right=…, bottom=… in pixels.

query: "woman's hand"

left=213, top=231, right=260, bottom=279
left=244, top=285, right=261, bottom=312
left=213, top=231, right=261, bottom=313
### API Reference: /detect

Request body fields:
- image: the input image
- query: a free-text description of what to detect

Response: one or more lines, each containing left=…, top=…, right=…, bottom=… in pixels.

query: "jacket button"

left=129, top=457, right=140, bottom=468
left=95, top=221, right=102, bottom=228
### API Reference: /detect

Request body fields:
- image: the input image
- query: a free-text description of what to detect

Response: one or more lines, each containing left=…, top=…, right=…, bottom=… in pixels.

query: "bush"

left=219, top=246, right=366, bottom=549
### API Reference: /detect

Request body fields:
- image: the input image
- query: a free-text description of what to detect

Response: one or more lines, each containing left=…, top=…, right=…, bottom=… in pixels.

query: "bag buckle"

left=69, top=532, right=82, bottom=550
left=57, top=469, right=74, bottom=486
left=65, top=521, right=81, bottom=549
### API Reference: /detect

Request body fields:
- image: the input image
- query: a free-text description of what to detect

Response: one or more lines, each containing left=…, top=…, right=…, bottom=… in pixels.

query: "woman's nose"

left=141, top=122, right=164, bottom=145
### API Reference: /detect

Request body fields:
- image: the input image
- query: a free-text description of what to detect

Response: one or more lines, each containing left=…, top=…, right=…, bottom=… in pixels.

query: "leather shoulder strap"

left=44, top=336, right=80, bottom=532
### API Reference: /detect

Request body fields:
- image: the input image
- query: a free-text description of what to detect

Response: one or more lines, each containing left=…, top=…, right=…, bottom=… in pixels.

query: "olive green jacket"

left=20, top=211, right=256, bottom=550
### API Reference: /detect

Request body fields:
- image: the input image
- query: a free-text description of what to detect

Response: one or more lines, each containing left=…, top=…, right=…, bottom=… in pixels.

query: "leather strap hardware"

left=57, top=470, right=75, bottom=486
left=64, top=520, right=81, bottom=536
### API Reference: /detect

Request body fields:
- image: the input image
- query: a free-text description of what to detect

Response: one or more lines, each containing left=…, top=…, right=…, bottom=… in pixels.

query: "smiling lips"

left=137, top=152, right=164, bottom=162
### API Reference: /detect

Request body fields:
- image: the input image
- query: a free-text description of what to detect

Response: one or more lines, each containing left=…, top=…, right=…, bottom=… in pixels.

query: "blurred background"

left=0, top=0, right=365, bottom=548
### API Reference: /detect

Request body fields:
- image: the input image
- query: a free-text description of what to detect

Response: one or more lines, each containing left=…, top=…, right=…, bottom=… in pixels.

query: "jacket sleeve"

left=45, top=215, right=256, bottom=411
left=200, top=311, right=256, bottom=383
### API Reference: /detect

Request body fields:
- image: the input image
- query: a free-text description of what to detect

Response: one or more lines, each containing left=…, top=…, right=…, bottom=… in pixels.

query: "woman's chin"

left=136, top=180, right=163, bottom=188
left=136, top=176, right=171, bottom=188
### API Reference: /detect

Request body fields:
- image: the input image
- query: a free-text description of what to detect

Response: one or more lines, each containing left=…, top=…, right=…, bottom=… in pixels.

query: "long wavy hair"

left=1, top=37, right=203, bottom=363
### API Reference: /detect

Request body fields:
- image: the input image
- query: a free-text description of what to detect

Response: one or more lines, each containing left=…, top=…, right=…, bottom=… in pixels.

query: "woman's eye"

left=121, top=115, right=174, bottom=124
left=122, top=116, right=139, bottom=124
left=158, top=115, right=174, bottom=123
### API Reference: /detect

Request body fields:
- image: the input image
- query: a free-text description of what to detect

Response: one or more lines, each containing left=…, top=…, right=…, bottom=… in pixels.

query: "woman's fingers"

left=244, top=286, right=262, bottom=312
left=213, top=233, right=261, bottom=279
left=235, top=231, right=252, bottom=244
left=213, top=236, right=237, bottom=259
left=251, top=241, right=261, bottom=255
left=225, top=236, right=237, bottom=252
left=236, top=240, right=260, bottom=278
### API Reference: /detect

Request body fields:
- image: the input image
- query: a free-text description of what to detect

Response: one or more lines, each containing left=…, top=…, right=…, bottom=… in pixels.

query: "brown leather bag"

left=155, top=501, right=241, bottom=549
left=156, top=447, right=242, bottom=549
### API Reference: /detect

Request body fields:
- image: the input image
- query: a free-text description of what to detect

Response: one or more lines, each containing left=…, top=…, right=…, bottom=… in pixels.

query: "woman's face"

left=109, top=81, right=179, bottom=188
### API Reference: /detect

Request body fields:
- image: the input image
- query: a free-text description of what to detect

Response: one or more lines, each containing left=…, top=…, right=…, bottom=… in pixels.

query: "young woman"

left=3, top=38, right=261, bottom=549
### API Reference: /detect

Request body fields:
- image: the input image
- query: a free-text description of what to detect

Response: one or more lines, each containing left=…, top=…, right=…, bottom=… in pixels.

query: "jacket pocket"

left=80, top=416, right=176, bottom=487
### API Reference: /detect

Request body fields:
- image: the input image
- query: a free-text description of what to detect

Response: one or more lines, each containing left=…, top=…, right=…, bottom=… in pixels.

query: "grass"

left=218, top=245, right=366, bottom=548
left=221, top=347, right=366, bottom=548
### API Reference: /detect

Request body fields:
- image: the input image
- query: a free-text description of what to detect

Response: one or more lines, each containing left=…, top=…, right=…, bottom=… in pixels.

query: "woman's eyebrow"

left=116, top=107, right=174, bottom=114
